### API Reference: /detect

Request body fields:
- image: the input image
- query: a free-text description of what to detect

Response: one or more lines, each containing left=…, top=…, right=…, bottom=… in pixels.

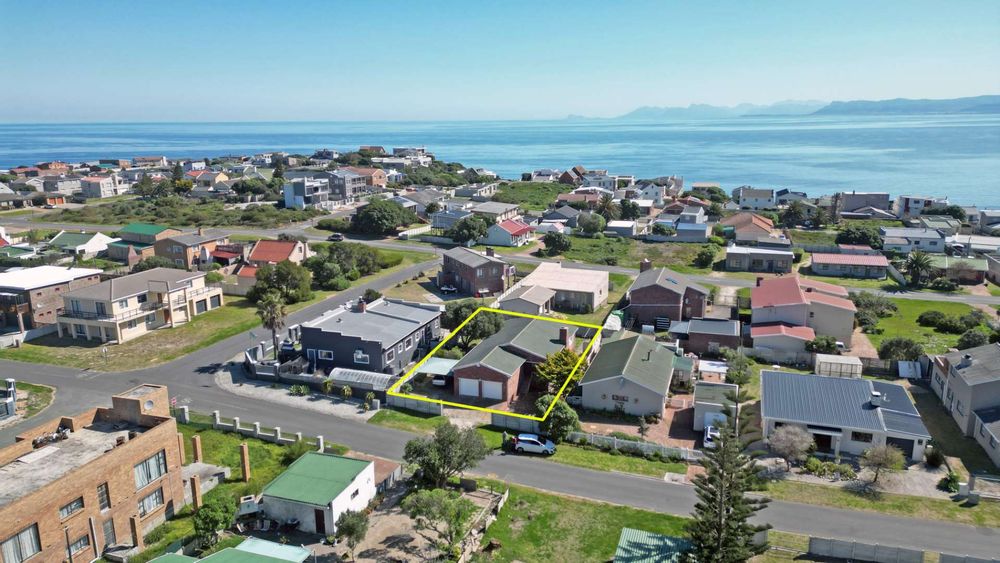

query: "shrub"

left=804, top=456, right=822, bottom=474
left=938, top=471, right=960, bottom=493
left=958, top=329, right=990, bottom=350
left=929, top=277, right=958, bottom=291
left=837, top=464, right=857, bottom=480
left=602, top=256, right=618, bottom=266
left=609, top=431, right=644, bottom=442
left=936, top=315, right=968, bottom=334
left=917, top=310, right=946, bottom=327
left=925, top=448, right=945, bottom=468
left=856, top=309, right=880, bottom=331
left=288, top=384, right=309, bottom=396
left=792, top=248, right=804, bottom=263
left=608, top=448, right=621, bottom=456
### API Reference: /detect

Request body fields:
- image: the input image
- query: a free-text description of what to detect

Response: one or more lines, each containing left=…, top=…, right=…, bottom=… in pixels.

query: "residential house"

left=471, top=201, right=520, bottom=223
left=438, top=247, right=516, bottom=296
left=483, top=219, right=534, bottom=247
left=451, top=318, right=577, bottom=402
left=761, top=370, right=930, bottom=461
left=49, top=230, right=118, bottom=258
left=530, top=169, right=561, bottom=183
left=328, top=170, right=369, bottom=203
left=720, top=212, right=775, bottom=244
left=623, top=262, right=709, bottom=326
left=519, top=262, right=608, bottom=312
left=132, top=156, right=169, bottom=168
left=431, top=209, right=473, bottom=230
left=360, top=145, right=387, bottom=155
left=879, top=227, right=946, bottom=253
left=0, top=384, right=186, bottom=562
left=895, top=194, right=948, bottom=219
left=399, top=188, right=448, bottom=217
left=542, top=205, right=581, bottom=228
left=606, top=220, right=638, bottom=237
left=57, top=268, right=223, bottom=344
left=750, top=323, right=816, bottom=353
left=107, top=223, right=182, bottom=264
left=154, top=229, right=230, bottom=270
left=633, top=180, right=666, bottom=205
left=497, top=285, right=556, bottom=316
left=558, top=166, right=587, bottom=186
left=577, top=333, right=675, bottom=416
left=80, top=175, right=126, bottom=199
left=809, top=253, right=890, bottom=279
left=979, top=210, right=1000, bottom=234
left=931, top=344, right=1000, bottom=462
left=99, top=158, right=131, bottom=169
left=693, top=381, right=739, bottom=431
left=392, top=147, right=431, bottom=158
left=775, top=188, right=808, bottom=205
left=260, top=452, right=375, bottom=536
left=690, top=181, right=721, bottom=197
left=555, top=192, right=599, bottom=209
left=283, top=178, right=332, bottom=210
left=671, top=206, right=711, bottom=241
left=454, top=182, right=499, bottom=200
left=917, top=215, right=962, bottom=236
left=732, top=187, right=775, bottom=210
left=0, top=266, right=102, bottom=334
left=836, top=191, right=892, bottom=217
left=42, top=175, right=82, bottom=195
left=927, top=255, right=988, bottom=284
left=724, top=245, right=794, bottom=273
left=751, top=276, right=856, bottom=347
left=182, top=160, right=206, bottom=172
left=469, top=167, right=497, bottom=179
left=300, top=298, right=443, bottom=375
left=667, top=317, right=742, bottom=355
left=342, top=166, right=387, bottom=188
left=581, top=173, right=616, bottom=190
left=186, top=170, right=230, bottom=188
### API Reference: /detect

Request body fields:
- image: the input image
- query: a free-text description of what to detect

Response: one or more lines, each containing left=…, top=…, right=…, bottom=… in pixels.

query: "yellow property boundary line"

left=386, top=306, right=602, bottom=421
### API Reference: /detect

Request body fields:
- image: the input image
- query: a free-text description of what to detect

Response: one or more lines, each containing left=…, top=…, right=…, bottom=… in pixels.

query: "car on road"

left=327, top=233, right=345, bottom=241
left=43, top=204, right=56, bottom=209
left=438, top=285, right=457, bottom=294
left=513, top=433, right=556, bottom=455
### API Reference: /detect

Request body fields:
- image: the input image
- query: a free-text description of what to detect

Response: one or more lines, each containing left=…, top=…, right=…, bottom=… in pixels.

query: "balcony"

left=60, top=301, right=164, bottom=322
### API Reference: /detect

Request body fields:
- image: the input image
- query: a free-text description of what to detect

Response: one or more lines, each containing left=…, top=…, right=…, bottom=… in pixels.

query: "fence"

left=888, top=263, right=907, bottom=285
left=488, top=279, right=525, bottom=308
left=387, top=394, right=443, bottom=415
left=489, top=412, right=540, bottom=433
left=398, top=225, right=432, bottom=239
left=0, top=324, right=57, bottom=348
left=807, top=537, right=924, bottom=563
left=200, top=408, right=342, bottom=452
left=939, top=555, right=1000, bottom=563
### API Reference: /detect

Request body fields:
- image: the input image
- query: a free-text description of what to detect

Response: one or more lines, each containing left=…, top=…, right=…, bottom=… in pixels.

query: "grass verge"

left=14, top=381, right=54, bottom=418
left=867, top=298, right=979, bottom=355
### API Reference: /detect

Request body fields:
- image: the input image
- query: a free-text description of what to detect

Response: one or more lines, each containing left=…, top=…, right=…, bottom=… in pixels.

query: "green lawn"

left=14, top=381, right=54, bottom=418
left=763, top=479, right=1000, bottom=528
left=867, top=298, right=979, bottom=355
left=480, top=481, right=690, bottom=563
left=491, top=181, right=572, bottom=211
left=367, top=407, right=448, bottom=434
left=787, top=229, right=838, bottom=246
left=988, top=282, right=1000, bottom=297
left=911, top=390, right=1000, bottom=476
left=549, top=443, right=687, bottom=477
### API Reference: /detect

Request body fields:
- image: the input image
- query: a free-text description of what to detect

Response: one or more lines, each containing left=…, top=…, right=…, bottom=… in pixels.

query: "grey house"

left=542, top=205, right=581, bottom=227
left=577, top=334, right=676, bottom=416
left=300, top=298, right=443, bottom=375
left=761, top=371, right=930, bottom=461
left=930, top=344, right=1000, bottom=468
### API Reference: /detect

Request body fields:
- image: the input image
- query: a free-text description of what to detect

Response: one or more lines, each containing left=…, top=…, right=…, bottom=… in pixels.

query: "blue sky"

left=1, top=0, right=998, bottom=122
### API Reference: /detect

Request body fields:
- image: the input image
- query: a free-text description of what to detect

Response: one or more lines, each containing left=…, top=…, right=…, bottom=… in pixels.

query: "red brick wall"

left=628, top=286, right=707, bottom=324
left=452, top=365, right=521, bottom=402
left=26, top=274, right=102, bottom=328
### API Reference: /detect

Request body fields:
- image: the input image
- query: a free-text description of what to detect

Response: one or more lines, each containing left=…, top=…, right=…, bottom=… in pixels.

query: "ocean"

left=1, top=114, right=999, bottom=206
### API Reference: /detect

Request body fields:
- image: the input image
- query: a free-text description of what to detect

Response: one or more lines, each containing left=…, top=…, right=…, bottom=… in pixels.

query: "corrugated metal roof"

left=614, top=528, right=691, bottom=562
left=761, top=370, right=883, bottom=432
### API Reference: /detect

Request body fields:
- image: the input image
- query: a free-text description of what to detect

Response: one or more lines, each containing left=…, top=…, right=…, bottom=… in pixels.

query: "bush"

left=936, top=315, right=968, bottom=334
left=837, top=464, right=857, bottom=480
left=609, top=431, right=644, bottom=442
left=792, top=248, right=804, bottom=263
left=316, top=217, right=352, bottom=232
left=917, top=310, right=946, bottom=327
left=938, top=471, right=960, bottom=493
left=958, top=329, right=990, bottom=350
left=929, top=277, right=958, bottom=291
left=288, top=384, right=309, bottom=396
left=925, top=448, right=945, bottom=468
left=856, top=309, right=880, bottom=331
left=804, top=456, right=822, bottom=474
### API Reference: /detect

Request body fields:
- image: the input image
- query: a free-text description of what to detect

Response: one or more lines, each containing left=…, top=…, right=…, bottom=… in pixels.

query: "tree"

left=685, top=409, right=770, bottom=561
left=535, top=394, right=580, bottom=443
left=248, top=260, right=313, bottom=304
left=442, top=301, right=503, bottom=347
left=132, top=255, right=181, bottom=273
left=652, top=223, right=675, bottom=236
left=812, top=207, right=830, bottom=228
left=401, top=489, right=476, bottom=556
left=708, top=202, right=724, bottom=217
left=860, top=445, right=905, bottom=484
left=424, top=201, right=442, bottom=215
left=335, top=510, right=368, bottom=560
left=403, top=422, right=490, bottom=488
left=835, top=224, right=881, bottom=248
left=904, top=250, right=934, bottom=286
left=805, top=335, right=838, bottom=354
left=577, top=212, right=606, bottom=236
left=878, top=337, right=924, bottom=361
left=780, top=201, right=806, bottom=227
left=724, top=351, right=752, bottom=386
left=619, top=199, right=641, bottom=220
left=193, top=495, right=237, bottom=546
left=273, top=157, right=285, bottom=179
left=542, top=231, right=571, bottom=255
left=445, top=215, right=489, bottom=245
left=256, top=291, right=286, bottom=360
left=958, top=329, right=989, bottom=350
left=769, top=425, right=815, bottom=470
left=693, top=244, right=719, bottom=268
left=172, top=178, right=193, bottom=195
left=341, top=385, right=353, bottom=400
left=352, top=198, right=418, bottom=235
left=171, top=163, right=184, bottom=183
left=922, top=204, right=967, bottom=222
left=535, top=348, right=583, bottom=393
left=596, top=194, right=620, bottom=221
left=363, top=288, right=382, bottom=303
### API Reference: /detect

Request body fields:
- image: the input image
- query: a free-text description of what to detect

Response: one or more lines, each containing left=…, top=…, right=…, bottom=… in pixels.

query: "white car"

left=439, top=285, right=457, bottom=294
left=514, top=433, right=556, bottom=455
left=703, top=425, right=721, bottom=449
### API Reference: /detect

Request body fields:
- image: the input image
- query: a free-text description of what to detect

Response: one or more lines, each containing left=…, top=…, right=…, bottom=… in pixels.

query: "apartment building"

left=283, top=178, right=332, bottom=210
left=328, top=169, right=369, bottom=203
left=80, top=175, right=126, bottom=199
left=895, top=194, right=948, bottom=219
left=56, top=268, right=223, bottom=344
left=0, top=384, right=185, bottom=563
left=0, top=266, right=103, bottom=334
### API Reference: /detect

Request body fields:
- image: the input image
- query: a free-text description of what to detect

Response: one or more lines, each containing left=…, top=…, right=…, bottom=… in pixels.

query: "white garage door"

left=482, top=381, right=503, bottom=401
left=458, top=378, right=479, bottom=397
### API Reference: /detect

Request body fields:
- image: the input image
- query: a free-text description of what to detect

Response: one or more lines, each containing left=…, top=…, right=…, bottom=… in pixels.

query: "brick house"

left=437, top=247, right=516, bottom=296
left=668, top=318, right=742, bottom=355
left=107, top=223, right=183, bottom=265
left=0, top=384, right=186, bottom=563
left=342, top=166, right=388, bottom=188
left=0, top=266, right=103, bottom=334
left=623, top=262, right=709, bottom=327
left=154, top=229, right=230, bottom=270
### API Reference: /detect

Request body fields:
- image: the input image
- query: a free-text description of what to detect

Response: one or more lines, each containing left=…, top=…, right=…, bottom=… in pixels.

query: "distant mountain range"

left=589, top=95, right=1000, bottom=120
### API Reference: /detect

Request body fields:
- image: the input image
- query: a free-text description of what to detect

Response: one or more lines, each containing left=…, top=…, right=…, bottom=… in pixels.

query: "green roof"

left=452, top=317, right=569, bottom=377
left=49, top=231, right=100, bottom=248
left=0, top=246, right=34, bottom=257
left=928, top=255, right=988, bottom=272
left=614, top=528, right=691, bottom=562
left=674, top=355, right=695, bottom=372
left=580, top=334, right=675, bottom=395
left=199, top=548, right=291, bottom=563
left=262, top=452, right=370, bottom=507
left=120, top=223, right=172, bottom=236
left=148, top=555, right=198, bottom=563
left=108, top=240, right=152, bottom=249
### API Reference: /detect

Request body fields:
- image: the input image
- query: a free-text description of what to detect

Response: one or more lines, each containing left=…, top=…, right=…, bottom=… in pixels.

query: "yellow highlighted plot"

left=386, top=306, right=602, bottom=421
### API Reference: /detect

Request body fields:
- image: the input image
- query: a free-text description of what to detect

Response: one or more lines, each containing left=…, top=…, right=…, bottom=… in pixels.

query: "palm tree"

left=255, top=291, right=287, bottom=360
left=596, top=193, right=620, bottom=221
left=904, top=250, right=934, bottom=287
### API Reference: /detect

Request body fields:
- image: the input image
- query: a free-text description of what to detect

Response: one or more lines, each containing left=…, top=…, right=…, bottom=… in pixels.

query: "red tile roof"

left=237, top=265, right=258, bottom=278
left=811, top=253, right=889, bottom=267
left=797, top=276, right=850, bottom=297
left=751, top=323, right=816, bottom=340
left=806, top=291, right=857, bottom=311
left=497, top=219, right=533, bottom=236
left=343, top=166, right=384, bottom=177
left=248, top=240, right=299, bottom=264
left=211, top=249, right=241, bottom=260
left=751, top=275, right=854, bottom=310
left=186, top=170, right=209, bottom=178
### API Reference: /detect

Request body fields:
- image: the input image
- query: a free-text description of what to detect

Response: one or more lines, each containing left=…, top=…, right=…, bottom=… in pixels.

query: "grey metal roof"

left=443, top=246, right=506, bottom=268
left=500, top=284, right=556, bottom=305
left=687, top=318, right=740, bottom=337
left=544, top=205, right=581, bottom=220
left=303, top=298, right=442, bottom=347
left=167, top=230, right=228, bottom=246
left=472, top=201, right=520, bottom=215
left=64, top=268, right=204, bottom=301
left=401, top=189, right=447, bottom=206
left=629, top=267, right=709, bottom=296
left=580, top=334, right=674, bottom=395
left=939, top=343, right=1000, bottom=386
left=879, top=227, right=945, bottom=240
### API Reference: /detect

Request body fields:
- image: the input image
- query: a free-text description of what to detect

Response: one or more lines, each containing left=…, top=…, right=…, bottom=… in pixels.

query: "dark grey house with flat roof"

left=300, top=298, right=443, bottom=375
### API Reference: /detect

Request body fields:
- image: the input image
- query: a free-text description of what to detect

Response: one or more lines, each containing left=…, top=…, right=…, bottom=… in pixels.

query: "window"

left=991, top=436, right=998, bottom=449
left=102, top=519, right=116, bottom=549
left=146, top=314, right=156, bottom=323
left=69, top=535, right=90, bottom=555
left=174, top=259, right=184, bottom=266
left=476, top=269, right=483, bottom=278
left=350, top=489, right=359, bottom=499
left=137, top=293, right=148, bottom=304
left=60, top=496, right=85, bottom=519
left=397, top=343, right=404, bottom=354
left=126, top=319, right=137, bottom=329
left=405, top=337, right=412, bottom=350
left=981, top=423, right=988, bottom=438
left=386, top=349, right=394, bottom=362
left=354, top=348, right=369, bottom=365
left=75, top=324, right=86, bottom=336
left=2, top=524, right=41, bottom=563
left=134, top=450, right=168, bottom=489
left=317, top=350, right=334, bottom=360
left=118, top=298, right=128, bottom=308
left=957, top=401, right=966, bottom=416
left=851, top=431, right=874, bottom=443
left=97, top=482, right=111, bottom=511
left=138, top=488, right=164, bottom=517
left=96, top=302, right=106, bottom=316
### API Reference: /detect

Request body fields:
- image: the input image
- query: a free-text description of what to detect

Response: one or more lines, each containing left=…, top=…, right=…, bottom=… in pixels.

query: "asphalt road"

left=1, top=258, right=999, bottom=556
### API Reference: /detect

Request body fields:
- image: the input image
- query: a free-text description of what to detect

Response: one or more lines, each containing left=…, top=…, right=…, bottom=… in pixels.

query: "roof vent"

left=870, top=390, right=883, bottom=408
left=958, top=354, right=973, bottom=369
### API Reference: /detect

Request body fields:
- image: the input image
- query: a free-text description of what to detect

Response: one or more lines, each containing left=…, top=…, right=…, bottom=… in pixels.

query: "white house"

left=48, top=230, right=118, bottom=258
left=482, top=219, right=534, bottom=247
left=895, top=194, right=949, bottom=219
left=880, top=227, right=947, bottom=253
left=261, top=452, right=376, bottom=535
left=733, top=187, right=776, bottom=210
left=582, top=173, right=616, bottom=190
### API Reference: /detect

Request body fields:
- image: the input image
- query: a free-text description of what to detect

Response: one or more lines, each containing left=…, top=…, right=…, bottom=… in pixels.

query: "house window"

left=851, top=431, right=874, bottom=443
left=317, top=350, right=334, bottom=360
left=96, top=302, right=106, bottom=316
left=102, top=519, right=116, bottom=549
left=75, top=324, right=86, bottom=336
left=991, top=436, right=998, bottom=449
left=98, top=482, right=111, bottom=511
left=175, top=259, right=184, bottom=266
left=126, top=319, right=137, bottom=329
left=137, top=488, right=164, bottom=517
left=957, top=401, right=965, bottom=416
left=398, top=343, right=404, bottom=354
left=405, top=337, right=412, bottom=350
left=354, top=348, right=369, bottom=365
left=60, top=496, right=85, bottom=518
left=386, top=349, right=394, bottom=362
left=118, top=298, right=128, bottom=308
left=476, top=269, right=483, bottom=278
left=981, top=423, right=988, bottom=438
left=351, top=489, right=359, bottom=499
left=68, top=534, right=90, bottom=555
left=809, top=311, right=815, bottom=318
left=134, top=450, right=168, bottom=489
left=1, top=524, right=41, bottom=563
left=137, top=293, right=148, bottom=304
left=146, top=314, right=156, bottom=323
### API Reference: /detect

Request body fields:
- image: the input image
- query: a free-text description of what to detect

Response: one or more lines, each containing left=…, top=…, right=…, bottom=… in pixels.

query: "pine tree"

left=684, top=397, right=770, bottom=562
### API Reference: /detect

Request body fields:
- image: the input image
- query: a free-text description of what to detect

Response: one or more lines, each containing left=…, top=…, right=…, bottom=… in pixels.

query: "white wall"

left=263, top=462, right=375, bottom=534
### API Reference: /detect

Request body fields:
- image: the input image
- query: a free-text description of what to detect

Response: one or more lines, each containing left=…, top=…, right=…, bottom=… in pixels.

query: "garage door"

left=886, top=437, right=914, bottom=459
left=482, top=381, right=503, bottom=401
left=457, top=378, right=479, bottom=397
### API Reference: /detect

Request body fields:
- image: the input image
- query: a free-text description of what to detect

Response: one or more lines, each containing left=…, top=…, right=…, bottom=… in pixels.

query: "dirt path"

left=966, top=283, right=999, bottom=319
left=845, top=327, right=879, bottom=358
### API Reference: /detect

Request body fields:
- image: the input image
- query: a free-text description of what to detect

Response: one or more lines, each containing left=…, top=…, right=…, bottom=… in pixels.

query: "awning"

left=416, top=358, right=459, bottom=375
left=212, top=250, right=240, bottom=260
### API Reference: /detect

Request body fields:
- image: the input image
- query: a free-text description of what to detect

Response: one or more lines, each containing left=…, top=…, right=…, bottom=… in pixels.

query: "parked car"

left=439, top=284, right=457, bottom=294
left=513, top=433, right=556, bottom=455
left=327, top=233, right=345, bottom=241
left=703, top=425, right=721, bottom=449
left=431, top=374, right=450, bottom=387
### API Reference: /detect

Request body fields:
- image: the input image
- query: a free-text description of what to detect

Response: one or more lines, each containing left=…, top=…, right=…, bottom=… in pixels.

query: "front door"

left=813, top=434, right=833, bottom=453
left=314, top=508, right=326, bottom=535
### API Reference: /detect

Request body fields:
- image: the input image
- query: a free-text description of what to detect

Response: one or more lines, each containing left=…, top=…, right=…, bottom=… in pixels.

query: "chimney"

left=756, top=276, right=764, bottom=287
left=640, top=258, right=652, bottom=273
left=357, top=298, right=366, bottom=313
left=958, top=353, right=973, bottom=369
left=485, top=247, right=495, bottom=257
left=870, top=391, right=883, bottom=408
left=559, top=326, right=574, bottom=350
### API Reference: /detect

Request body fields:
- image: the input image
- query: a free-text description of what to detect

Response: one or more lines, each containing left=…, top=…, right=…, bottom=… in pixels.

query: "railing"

left=59, top=301, right=164, bottom=322
left=186, top=284, right=222, bottom=298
